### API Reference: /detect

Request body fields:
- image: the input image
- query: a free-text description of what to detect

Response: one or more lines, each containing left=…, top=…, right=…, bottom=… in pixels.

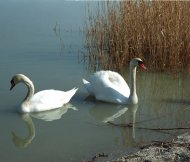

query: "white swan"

left=10, top=74, right=78, bottom=113
left=82, top=58, right=146, bottom=104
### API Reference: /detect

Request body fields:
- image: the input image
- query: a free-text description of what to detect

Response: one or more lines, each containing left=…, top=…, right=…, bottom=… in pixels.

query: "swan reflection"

left=12, top=113, right=35, bottom=148
left=89, top=102, right=126, bottom=122
left=30, top=103, right=77, bottom=121
left=12, top=103, right=77, bottom=148
left=102, top=107, right=128, bottom=123
left=89, top=103, right=138, bottom=140
left=127, top=104, right=138, bottom=139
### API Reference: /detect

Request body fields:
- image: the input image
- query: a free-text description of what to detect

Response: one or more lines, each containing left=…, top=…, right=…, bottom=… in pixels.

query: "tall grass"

left=84, top=1, right=190, bottom=72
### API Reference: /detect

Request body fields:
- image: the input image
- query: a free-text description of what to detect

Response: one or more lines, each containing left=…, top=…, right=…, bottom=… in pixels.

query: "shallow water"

left=0, top=1, right=190, bottom=162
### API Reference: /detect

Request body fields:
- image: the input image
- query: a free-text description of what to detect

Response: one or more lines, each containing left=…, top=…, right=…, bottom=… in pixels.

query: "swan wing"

left=88, top=71, right=130, bottom=103
left=28, top=88, right=78, bottom=112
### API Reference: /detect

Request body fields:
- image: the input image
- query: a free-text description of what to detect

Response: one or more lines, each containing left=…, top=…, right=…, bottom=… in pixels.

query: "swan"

left=10, top=74, right=78, bottom=113
left=82, top=58, right=146, bottom=104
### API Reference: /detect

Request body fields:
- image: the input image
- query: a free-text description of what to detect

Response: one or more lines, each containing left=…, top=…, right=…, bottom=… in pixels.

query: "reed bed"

left=84, top=1, right=190, bottom=72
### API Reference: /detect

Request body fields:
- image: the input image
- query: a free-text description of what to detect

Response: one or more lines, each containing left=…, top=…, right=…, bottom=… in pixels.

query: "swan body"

left=83, top=71, right=130, bottom=104
left=10, top=74, right=78, bottom=113
left=83, top=58, right=146, bottom=104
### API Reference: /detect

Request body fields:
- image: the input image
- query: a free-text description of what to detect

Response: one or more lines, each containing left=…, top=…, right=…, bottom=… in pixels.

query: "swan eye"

left=138, top=60, right=143, bottom=64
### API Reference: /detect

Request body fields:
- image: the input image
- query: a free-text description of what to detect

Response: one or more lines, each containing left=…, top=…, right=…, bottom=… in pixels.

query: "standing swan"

left=82, top=58, right=146, bottom=104
left=10, top=74, right=78, bottom=113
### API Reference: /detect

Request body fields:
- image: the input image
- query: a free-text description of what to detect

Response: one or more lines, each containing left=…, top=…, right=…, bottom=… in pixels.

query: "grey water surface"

left=0, top=1, right=190, bottom=162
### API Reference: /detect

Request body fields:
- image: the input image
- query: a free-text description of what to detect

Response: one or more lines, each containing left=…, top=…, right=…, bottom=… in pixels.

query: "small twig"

left=107, top=121, right=133, bottom=128
left=139, top=127, right=190, bottom=131
left=80, top=153, right=108, bottom=162
left=107, top=121, right=190, bottom=131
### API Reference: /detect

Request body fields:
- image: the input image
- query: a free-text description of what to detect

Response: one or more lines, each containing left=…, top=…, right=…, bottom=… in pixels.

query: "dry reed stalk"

left=84, top=1, right=190, bottom=72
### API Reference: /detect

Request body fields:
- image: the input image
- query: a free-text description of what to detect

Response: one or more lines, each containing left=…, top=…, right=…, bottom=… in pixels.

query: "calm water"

left=0, top=1, right=190, bottom=162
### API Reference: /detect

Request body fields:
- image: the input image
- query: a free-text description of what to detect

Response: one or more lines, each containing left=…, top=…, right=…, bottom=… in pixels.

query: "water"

left=0, top=1, right=190, bottom=162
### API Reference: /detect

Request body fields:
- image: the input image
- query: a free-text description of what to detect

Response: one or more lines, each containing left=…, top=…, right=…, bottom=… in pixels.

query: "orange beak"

left=139, top=63, right=147, bottom=70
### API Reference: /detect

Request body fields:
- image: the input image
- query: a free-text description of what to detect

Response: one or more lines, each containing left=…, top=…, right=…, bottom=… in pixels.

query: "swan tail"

left=65, top=87, right=78, bottom=102
left=82, top=79, right=89, bottom=85
left=70, top=87, right=78, bottom=96
left=82, top=79, right=94, bottom=96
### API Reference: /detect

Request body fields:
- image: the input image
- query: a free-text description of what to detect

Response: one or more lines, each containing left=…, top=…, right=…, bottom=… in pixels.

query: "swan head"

left=10, top=74, right=33, bottom=90
left=130, top=58, right=146, bottom=70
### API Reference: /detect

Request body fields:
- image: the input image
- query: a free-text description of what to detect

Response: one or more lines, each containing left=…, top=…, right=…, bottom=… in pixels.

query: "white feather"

left=83, top=70, right=130, bottom=104
left=10, top=74, right=78, bottom=113
left=82, top=57, right=146, bottom=104
left=23, top=88, right=78, bottom=112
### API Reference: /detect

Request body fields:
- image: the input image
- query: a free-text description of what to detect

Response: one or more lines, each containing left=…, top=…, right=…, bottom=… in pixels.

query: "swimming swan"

left=10, top=74, right=78, bottom=113
left=82, top=58, right=146, bottom=104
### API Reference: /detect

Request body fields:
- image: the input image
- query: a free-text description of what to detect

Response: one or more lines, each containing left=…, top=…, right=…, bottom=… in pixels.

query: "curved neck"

left=24, top=114, right=35, bottom=144
left=12, top=114, right=35, bottom=148
left=128, top=65, right=138, bottom=104
left=23, top=80, right=35, bottom=103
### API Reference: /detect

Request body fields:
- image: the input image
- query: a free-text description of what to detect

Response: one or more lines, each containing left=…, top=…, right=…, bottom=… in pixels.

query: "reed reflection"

left=138, top=72, right=190, bottom=129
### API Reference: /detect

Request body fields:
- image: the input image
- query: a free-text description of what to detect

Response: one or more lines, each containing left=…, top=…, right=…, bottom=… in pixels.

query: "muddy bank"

left=115, top=132, right=190, bottom=162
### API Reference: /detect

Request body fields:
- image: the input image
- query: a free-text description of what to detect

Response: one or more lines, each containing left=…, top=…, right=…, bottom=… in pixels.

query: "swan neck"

left=129, top=65, right=138, bottom=104
left=24, top=81, right=35, bottom=103
left=130, top=66, right=136, bottom=96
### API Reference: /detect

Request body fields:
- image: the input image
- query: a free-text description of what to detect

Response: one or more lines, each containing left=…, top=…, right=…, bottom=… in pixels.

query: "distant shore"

left=115, top=132, right=190, bottom=162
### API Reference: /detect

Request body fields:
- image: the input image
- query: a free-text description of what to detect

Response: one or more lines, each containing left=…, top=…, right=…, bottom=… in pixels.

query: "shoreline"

left=114, top=132, right=190, bottom=162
